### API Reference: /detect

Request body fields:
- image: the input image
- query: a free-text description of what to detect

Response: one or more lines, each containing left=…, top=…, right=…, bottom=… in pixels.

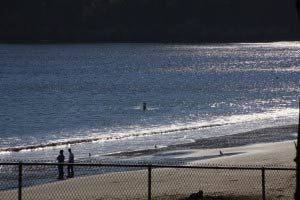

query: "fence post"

left=18, top=162, right=23, bottom=200
left=148, top=165, right=152, bottom=200
left=261, top=168, right=266, bottom=200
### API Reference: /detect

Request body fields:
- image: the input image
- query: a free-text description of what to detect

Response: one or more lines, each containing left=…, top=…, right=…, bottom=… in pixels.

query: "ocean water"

left=0, top=42, right=299, bottom=161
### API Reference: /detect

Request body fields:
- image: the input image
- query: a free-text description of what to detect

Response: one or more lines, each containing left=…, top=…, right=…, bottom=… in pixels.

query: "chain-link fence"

left=0, top=162, right=296, bottom=200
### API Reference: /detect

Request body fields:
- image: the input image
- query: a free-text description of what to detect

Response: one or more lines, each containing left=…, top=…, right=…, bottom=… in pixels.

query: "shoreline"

left=108, top=124, right=297, bottom=158
left=0, top=124, right=297, bottom=199
left=0, top=140, right=296, bottom=200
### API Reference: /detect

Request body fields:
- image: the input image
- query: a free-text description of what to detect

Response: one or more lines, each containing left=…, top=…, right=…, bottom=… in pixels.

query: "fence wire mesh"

left=265, top=169, right=295, bottom=200
left=151, top=168, right=263, bottom=199
left=0, top=162, right=296, bottom=200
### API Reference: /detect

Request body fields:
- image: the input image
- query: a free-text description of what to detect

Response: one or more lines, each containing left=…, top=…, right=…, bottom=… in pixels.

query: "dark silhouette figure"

left=57, top=150, right=65, bottom=180
left=186, top=190, right=203, bottom=200
left=142, top=102, right=147, bottom=111
left=67, top=148, right=74, bottom=178
left=219, top=150, right=224, bottom=156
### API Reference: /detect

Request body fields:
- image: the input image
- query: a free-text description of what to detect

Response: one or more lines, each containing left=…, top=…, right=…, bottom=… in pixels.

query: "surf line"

left=0, top=122, right=234, bottom=153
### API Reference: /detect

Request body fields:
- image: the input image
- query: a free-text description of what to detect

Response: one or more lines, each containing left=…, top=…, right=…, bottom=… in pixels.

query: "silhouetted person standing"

left=57, top=150, right=65, bottom=180
left=67, top=148, right=74, bottom=178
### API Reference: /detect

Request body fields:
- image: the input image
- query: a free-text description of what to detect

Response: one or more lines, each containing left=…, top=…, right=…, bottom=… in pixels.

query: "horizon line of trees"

left=0, top=0, right=299, bottom=42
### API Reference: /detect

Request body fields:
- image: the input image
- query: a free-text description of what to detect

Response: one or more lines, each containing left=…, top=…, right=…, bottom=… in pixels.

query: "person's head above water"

left=68, top=148, right=72, bottom=153
left=60, top=150, right=64, bottom=154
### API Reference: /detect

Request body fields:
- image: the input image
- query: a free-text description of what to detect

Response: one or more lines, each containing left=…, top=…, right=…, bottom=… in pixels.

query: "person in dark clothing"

left=57, top=150, right=65, bottom=180
left=67, top=148, right=74, bottom=178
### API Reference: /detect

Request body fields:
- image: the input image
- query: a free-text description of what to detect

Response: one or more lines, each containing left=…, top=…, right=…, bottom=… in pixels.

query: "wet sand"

left=110, top=124, right=297, bottom=158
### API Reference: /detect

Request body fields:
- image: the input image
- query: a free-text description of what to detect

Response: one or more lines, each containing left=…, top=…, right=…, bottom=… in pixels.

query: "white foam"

left=2, top=107, right=297, bottom=153
left=66, top=107, right=299, bottom=142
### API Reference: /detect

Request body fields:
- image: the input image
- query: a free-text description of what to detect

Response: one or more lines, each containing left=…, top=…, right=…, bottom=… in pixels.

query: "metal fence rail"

left=0, top=162, right=296, bottom=200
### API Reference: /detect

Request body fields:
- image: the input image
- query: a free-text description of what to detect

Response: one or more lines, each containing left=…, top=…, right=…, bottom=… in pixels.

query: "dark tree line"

left=0, top=0, right=299, bottom=42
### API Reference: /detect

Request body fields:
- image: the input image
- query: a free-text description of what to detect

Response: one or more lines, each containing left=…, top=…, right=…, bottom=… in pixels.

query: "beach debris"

left=219, top=150, right=224, bottom=156
left=186, top=190, right=203, bottom=200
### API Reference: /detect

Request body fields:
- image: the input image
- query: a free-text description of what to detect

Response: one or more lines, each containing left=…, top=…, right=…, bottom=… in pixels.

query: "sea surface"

left=0, top=42, right=299, bottom=161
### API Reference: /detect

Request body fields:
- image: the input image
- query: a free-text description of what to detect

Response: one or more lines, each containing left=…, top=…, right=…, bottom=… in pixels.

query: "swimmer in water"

left=143, top=102, right=147, bottom=111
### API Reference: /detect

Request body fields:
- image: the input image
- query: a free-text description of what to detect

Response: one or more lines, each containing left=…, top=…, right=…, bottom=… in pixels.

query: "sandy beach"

left=0, top=139, right=296, bottom=200
left=183, top=140, right=296, bottom=166
left=111, top=125, right=297, bottom=158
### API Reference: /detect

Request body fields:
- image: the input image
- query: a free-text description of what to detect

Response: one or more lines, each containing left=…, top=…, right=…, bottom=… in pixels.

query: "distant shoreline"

left=1, top=39, right=300, bottom=45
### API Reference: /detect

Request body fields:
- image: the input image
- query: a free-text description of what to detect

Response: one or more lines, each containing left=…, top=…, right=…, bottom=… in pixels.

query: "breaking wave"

left=1, top=108, right=297, bottom=153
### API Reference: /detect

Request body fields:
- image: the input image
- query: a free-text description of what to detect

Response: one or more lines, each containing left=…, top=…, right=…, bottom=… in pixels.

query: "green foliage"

left=0, top=0, right=298, bottom=42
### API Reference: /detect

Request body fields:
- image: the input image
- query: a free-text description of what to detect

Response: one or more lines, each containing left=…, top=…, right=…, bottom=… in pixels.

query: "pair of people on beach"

left=57, top=148, right=74, bottom=180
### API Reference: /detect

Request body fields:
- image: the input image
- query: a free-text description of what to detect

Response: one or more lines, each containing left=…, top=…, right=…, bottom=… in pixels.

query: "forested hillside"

left=1, top=0, right=300, bottom=42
